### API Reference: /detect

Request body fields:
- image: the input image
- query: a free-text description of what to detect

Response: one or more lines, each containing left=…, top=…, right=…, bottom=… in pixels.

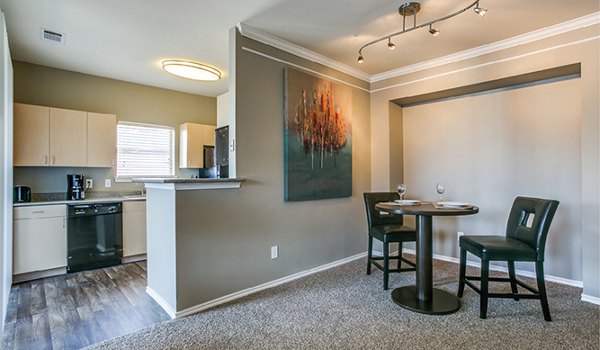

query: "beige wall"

left=12, top=61, right=217, bottom=193
left=370, top=25, right=600, bottom=298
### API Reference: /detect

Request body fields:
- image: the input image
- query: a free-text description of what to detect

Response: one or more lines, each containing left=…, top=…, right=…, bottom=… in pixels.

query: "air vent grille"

left=40, top=28, right=65, bottom=44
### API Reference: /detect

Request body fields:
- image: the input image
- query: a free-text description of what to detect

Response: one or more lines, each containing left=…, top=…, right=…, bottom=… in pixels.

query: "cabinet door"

left=13, top=205, right=67, bottom=274
left=87, top=112, right=116, bottom=167
left=203, top=125, right=216, bottom=146
left=122, top=201, right=147, bottom=257
left=13, top=103, right=50, bottom=166
left=179, top=123, right=204, bottom=168
left=49, top=108, right=87, bottom=166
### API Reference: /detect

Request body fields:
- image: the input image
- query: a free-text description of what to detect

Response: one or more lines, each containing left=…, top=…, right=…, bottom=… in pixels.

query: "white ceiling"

left=0, top=0, right=598, bottom=97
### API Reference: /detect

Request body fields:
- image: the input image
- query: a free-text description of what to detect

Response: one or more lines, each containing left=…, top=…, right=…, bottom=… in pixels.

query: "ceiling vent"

left=40, top=28, right=65, bottom=45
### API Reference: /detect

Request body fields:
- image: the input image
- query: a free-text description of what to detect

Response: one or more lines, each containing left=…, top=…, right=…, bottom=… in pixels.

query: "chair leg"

left=507, top=261, right=519, bottom=301
left=536, top=261, right=552, bottom=322
left=366, top=236, right=373, bottom=275
left=480, top=260, right=490, bottom=319
left=397, top=243, right=403, bottom=270
left=457, top=248, right=467, bottom=298
left=383, top=242, right=389, bottom=290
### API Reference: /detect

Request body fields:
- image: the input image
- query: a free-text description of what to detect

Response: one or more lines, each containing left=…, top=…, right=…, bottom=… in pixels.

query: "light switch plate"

left=104, top=179, right=111, bottom=188
left=271, top=245, right=278, bottom=259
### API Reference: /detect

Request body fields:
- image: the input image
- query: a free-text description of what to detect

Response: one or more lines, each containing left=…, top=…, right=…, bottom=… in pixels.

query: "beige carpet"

left=87, top=257, right=600, bottom=350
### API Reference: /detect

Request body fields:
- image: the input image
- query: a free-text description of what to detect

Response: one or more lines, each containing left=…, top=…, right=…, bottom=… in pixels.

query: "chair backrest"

left=506, top=196, right=559, bottom=261
left=363, top=192, right=404, bottom=228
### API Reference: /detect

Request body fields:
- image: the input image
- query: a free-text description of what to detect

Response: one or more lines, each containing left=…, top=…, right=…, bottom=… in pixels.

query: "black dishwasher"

left=67, top=202, right=123, bottom=273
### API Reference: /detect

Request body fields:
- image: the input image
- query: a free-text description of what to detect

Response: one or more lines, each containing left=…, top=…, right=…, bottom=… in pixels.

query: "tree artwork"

left=293, top=83, right=348, bottom=169
left=284, top=68, right=352, bottom=202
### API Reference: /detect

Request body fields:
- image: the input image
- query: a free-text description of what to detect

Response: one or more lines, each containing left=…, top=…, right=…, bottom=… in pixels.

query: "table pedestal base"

left=391, top=286, right=460, bottom=315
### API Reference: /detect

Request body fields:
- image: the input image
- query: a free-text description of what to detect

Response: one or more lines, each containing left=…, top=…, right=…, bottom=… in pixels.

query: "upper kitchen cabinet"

left=13, top=103, right=50, bottom=166
left=13, top=103, right=117, bottom=167
left=87, top=112, right=116, bottom=167
left=180, top=122, right=215, bottom=168
left=49, top=107, right=87, bottom=166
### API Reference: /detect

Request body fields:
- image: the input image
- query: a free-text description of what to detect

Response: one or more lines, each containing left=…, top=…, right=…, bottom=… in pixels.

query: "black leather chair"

left=363, top=192, right=417, bottom=290
left=457, top=196, right=559, bottom=321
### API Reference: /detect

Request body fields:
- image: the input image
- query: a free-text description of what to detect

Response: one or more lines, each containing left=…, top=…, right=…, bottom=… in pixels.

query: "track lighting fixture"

left=357, top=1, right=487, bottom=64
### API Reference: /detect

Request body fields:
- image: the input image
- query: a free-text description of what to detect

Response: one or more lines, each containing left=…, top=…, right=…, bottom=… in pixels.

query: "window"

left=116, top=122, right=175, bottom=179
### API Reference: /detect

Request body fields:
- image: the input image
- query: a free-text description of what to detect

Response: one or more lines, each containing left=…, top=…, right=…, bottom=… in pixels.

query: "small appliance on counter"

left=13, top=185, right=31, bottom=203
left=67, top=174, right=86, bottom=200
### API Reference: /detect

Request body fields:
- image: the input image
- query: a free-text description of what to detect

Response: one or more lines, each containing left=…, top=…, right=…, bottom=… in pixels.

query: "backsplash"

left=14, top=166, right=197, bottom=194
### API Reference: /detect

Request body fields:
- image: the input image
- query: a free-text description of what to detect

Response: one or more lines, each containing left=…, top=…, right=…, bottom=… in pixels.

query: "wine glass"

left=396, top=183, right=406, bottom=204
left=436, top=183, right=445, bottom=202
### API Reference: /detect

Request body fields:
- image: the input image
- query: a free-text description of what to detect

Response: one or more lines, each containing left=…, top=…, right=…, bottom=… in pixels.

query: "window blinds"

left=116, top=122, right=175, bottom=178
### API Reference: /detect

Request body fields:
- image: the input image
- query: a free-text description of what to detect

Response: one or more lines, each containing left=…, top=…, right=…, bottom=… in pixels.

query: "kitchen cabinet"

left=13, top=103, right=50, bottom=166
left=13, top=103, right=117, bottom=167
left=50, top=107, right=87, bottom=166
left=87, top=112, right=117, bottom=167
left=13, top=205, right=67, bottom=275
left=180, top=122, right=216, bottom=168
left=123, top=200, right=146, bottom=258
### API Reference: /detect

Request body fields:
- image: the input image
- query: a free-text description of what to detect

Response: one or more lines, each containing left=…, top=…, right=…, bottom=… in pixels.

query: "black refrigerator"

left=215, top=126, right=229, bottom=178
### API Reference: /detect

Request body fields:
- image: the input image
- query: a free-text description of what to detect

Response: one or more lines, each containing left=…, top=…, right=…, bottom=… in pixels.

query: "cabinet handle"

left=44, top=155, right=48, bottom=165
left=52, top=156, right=55, bottom=165
left=32, top=211, right=44, bottom=214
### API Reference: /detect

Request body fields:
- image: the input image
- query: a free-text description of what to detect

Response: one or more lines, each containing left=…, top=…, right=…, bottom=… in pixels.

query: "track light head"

left=357, top=55, right=364, bottom=64
left=429, top=25, right=440, bottom=37
left=474, top=2, right=487, bottom=16
left=387, top=38, right=396, bottom=50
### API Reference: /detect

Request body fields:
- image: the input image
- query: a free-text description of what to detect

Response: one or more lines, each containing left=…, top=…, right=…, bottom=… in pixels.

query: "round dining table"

left=375, top=201, right=479, bottom=315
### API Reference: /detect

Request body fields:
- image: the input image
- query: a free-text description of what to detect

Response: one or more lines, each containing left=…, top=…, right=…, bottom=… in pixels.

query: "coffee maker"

left=67, top=174, right=86, bottom=200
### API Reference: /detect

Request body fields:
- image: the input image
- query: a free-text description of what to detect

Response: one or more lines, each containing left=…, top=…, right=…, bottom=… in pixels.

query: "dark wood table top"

left=375, top=202, right=479, bottom=217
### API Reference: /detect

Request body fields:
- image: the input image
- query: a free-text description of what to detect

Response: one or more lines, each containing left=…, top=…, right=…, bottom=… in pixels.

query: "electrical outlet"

left=271, top=245, right=278, bottom=259
left=85, top=179, right=93, bottom=189
left=457, top=231, right=464, bottom=242
left=104, top=179, right=111, bottom=188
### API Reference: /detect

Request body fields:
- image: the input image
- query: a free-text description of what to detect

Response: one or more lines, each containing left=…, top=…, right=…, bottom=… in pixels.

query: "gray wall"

left=370, top=25, right=599, bottom=298
left=402, top=78, right=582, bottom=278
left=171, top=29, right=371, bottom=310
left=12, top=61, right=217, bottom=194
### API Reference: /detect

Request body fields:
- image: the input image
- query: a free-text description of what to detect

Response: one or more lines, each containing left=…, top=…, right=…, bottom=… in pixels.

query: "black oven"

left=67, top=202, right=123, bottom=273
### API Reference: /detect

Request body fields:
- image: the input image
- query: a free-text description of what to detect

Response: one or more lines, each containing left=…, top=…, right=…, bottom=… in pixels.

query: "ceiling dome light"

left=162, top=60, right=221, bottom=81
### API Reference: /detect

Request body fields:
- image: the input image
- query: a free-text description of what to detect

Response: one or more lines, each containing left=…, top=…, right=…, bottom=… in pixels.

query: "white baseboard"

left=146, top=286, right=176, bottom=319
left=401, top=248, right=600, bottom=304
left=174, top=252, right=367, bottom=318
left=581, top=294, right=600, bottom=305
left=13, top=267, right=66, bottom=283
left=122, top=254, right=147, bottom=264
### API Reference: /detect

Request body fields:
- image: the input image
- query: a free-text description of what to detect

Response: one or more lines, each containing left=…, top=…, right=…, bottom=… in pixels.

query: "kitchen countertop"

left=132, top=177, right=245, bottom=183
left=13, top=193, right=146, bottom=207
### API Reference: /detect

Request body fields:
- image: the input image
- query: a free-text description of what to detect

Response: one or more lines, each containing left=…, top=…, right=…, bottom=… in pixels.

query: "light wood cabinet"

left=87, top=112, right=116, bottom=167
left=13, top=205, right=67, bottom=275
left=49, top=107, right=87, bottom=166
left=13, top=103, right=50, bottom=166
left=123, top=201, right=146, bottom=258
left=13, top=103, right=116, bottom=167
left=179, top=122, right=215, bottom=168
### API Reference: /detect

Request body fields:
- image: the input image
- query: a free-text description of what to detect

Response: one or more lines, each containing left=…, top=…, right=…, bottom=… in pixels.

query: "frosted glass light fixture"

left=162, top=60, right=221, bottom=81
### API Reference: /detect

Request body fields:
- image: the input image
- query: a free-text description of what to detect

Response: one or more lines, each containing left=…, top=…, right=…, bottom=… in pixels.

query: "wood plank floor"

left=1, top=262, right=170, bottom=350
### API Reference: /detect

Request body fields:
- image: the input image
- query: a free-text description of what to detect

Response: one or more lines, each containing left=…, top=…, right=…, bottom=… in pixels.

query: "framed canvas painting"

left=284, top=68, right=352, bottom=201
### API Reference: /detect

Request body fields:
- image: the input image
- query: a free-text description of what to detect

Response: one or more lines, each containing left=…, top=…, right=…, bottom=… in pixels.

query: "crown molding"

left=371, top=12, right=600, bottom=83
left=237, top=12, right=599, bottom=87
left=236, top=23, right=371, bottom=82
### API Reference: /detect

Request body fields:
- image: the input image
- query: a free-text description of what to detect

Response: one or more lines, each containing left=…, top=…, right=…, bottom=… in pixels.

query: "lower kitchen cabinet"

left=13, top=205, right=67, bottom=275
left=123, top=200, right=147, bottom=259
